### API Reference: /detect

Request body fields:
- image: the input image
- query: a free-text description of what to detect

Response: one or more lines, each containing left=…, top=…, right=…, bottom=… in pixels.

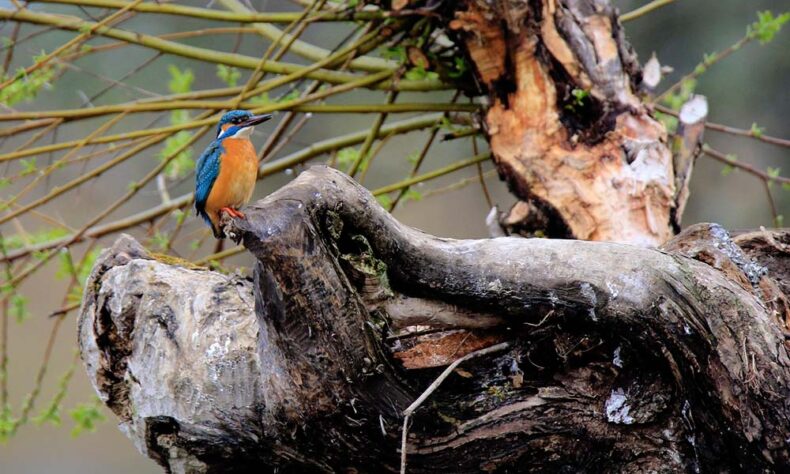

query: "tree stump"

left=79, top=166, right=790, bottom=473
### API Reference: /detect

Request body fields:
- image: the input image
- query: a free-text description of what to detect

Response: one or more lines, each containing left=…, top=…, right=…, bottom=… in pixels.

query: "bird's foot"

left=218, top=207, right=246, bottom=244
left=220, top=207, right=246, bottom=219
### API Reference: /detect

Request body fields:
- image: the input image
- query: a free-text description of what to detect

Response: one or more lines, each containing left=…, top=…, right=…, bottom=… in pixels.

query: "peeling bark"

left=80, top=167, right=790, bottom=473
left=447, top=0, right=689, bottom=245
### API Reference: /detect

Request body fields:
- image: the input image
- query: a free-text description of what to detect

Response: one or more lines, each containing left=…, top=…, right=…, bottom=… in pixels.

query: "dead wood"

left=79, top=166, right=790, bottom=473
left=446, top=0, right=702, bottom=245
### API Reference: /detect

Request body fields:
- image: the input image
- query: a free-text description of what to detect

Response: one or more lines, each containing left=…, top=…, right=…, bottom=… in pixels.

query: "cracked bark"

left=447, top=0, right=696, bottom=245
left=79, top=167, right=790, bottom=473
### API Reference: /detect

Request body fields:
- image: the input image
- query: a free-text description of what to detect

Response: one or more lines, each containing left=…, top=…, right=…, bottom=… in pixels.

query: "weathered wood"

left=80, top=166, right=790, bottom=473
left=447, top=0, right=692, bottom=245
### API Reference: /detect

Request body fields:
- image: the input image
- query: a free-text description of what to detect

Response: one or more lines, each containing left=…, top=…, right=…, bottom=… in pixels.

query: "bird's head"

left=216, top=110, right=272, bottom=140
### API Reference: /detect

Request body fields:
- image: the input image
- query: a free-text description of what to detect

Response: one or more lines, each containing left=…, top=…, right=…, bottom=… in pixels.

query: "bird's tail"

left=197, top=208, right=224, bottom=239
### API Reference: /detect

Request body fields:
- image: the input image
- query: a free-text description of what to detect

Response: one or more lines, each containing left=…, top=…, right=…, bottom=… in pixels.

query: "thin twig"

left=391, top=91, right=462, bottom=210
left=472, top=133, right=493, bottom=208
left=373, top=152, right=491, bottom=196
left=6, top=124, right=213, bottom=288
left=0, top=0, right=145, bottom=91
left=654, top=104, right=790, bottom=148
left=619, top=0, right=677, bottom=22
left=703, top=145, right=790, bottom=185
left=349, top=90, right=399, bottom=177
left=0, top=102, right=476, bottom=122
left=2, top=115, right=443, bottom=263
left=762, top=181, right=780, bottom=226
left=400, top=342, right=511, bottom=474
left=33, top=0, right=409, bottom=24
left=0, top=234, right=12, bottom=414
left=0, top=8, right=451, bottom=91
left=654, top=35, right=751, bottom=104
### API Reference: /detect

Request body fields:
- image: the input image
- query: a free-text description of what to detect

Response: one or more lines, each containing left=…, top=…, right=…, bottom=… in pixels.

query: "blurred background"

left=0, top=0, right=787, bottom=472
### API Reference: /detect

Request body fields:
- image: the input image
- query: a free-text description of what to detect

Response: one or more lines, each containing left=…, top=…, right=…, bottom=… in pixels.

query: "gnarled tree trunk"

left=79, top=167, right=790, bottom=473
left=76, top=1, right=785, bottom=472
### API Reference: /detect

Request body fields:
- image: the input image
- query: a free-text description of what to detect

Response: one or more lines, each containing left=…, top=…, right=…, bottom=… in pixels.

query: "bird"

left=195, top=110, right=272, bottom=238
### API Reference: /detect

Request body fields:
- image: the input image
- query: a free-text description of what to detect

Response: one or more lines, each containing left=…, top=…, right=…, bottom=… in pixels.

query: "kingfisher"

left=195, top=110, right=272, bottom=238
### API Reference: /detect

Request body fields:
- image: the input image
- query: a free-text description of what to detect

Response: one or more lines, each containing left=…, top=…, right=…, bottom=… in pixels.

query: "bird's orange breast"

left=205, top=138, right=258, bottom=227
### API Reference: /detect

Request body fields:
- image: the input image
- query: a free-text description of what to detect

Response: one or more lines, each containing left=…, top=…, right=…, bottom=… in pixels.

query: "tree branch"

left=0, top=8, right=448, bottom=90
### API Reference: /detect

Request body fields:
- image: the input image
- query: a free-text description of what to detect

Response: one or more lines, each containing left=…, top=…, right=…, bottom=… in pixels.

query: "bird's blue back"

left=194, top=139, right=224, bottom=227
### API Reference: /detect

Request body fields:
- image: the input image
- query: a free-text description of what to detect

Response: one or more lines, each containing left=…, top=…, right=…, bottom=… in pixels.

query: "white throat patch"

left=220, top=126, right=254, bottom=139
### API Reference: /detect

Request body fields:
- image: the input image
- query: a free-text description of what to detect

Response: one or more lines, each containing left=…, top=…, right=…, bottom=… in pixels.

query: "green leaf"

left=151, top=232, right=169, bottom=251
left=55, top=248, right=102, bottom=304
left=170, top=109, right=190, bottom=125
left=402, top=189, right=423, bottom=203
left=662, top=78, right=697, bottom=111
left=34, top=360, right=76, bottom=428
left=721, top=154, right=737, bottom=176
left=0, top=178, right=10, bottom=190
left=277, top=89, right=301, bottom=103
left=406, top=151, right=420, bottom=165
left=381, top=46, right=406, bottom=62
left=767, top=166, right=781, bottom=188
left=448, top=57, right=469, bottom=79
left=0, top=64, right=59, bottom=106
left=0, top=405, right=13, bottom=443
left=776, top=214, right=785, bottom=227
left=376, top=194, right=392, bottom=208
left=161, top=131, right=195, bottom=179
left=750, top=122, right=765, bottom=138
left=654, top=111, right=678, bottom=135
left=167, top=65, right=194, bottom=94
left=747, top=11, right=790, bottom=44
left=404, top=66, right=438, bottom=81
left=2, top=228, right=69, bottom=251
left=69, top=399, right=105, bottom=437
left=336, top=147, right=360, bottom=169
left=19, top=158, right=37, bottom=176
left=32, top=250, right=49, bottom=261
left=249, top=92, right=273, bottom=106
left=438, top=116, right=458, bottom=132
left=56, top=250, right=76, bottom=280
left=11, top=294, right=28, bottom=323
left=33, top=404, right=61, bottom=427
left=173, top=209, right=187, bottom=225
left=571, top=88, right=589, bottom=106
left=216, top=64, right=241, bottom=87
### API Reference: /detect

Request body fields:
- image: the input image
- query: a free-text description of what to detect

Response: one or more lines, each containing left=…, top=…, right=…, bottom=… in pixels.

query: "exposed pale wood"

left=449, top=0, right=676, bottom=245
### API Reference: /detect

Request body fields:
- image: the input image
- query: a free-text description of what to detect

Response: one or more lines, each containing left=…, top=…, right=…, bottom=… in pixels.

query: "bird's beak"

left=240, top=114, right=273, bottom=127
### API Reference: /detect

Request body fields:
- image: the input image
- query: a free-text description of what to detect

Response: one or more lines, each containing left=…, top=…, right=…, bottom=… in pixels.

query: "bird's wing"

left=194, top=141, right=223, bottom=222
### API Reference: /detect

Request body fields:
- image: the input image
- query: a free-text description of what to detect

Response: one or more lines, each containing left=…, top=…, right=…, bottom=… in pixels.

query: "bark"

left=446, top=0, right=697, bottom=245
left=79, top=166, right=790, bottom=473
